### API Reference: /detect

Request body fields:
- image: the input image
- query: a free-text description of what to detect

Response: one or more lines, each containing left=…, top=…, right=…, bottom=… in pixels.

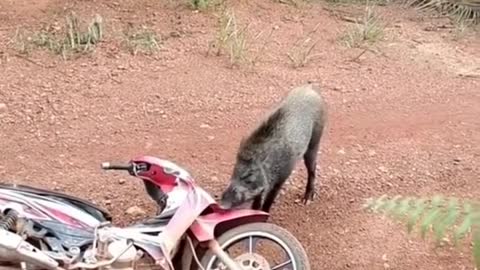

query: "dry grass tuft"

left=340, top=4, right=385, bottom=48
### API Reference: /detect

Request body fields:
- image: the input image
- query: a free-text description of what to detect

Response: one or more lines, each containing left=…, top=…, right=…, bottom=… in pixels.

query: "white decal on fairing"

left=158, top=159, right=192, bottom=181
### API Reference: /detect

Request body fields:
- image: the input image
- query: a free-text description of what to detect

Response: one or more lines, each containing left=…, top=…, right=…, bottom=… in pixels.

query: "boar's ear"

left=237, top=137, right=254, bottom=162
left=238, top=136, right=248, bottom=150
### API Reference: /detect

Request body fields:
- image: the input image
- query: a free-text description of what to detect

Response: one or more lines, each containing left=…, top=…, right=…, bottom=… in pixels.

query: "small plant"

left=190, top=0, right=209, bottom=10
left=340, top=4, right=384, bottom=48
left=325, top=0, right=390, bottom=5
left=287, top=23, right=321, bottom=68
left=364, top=195, right=480, bottom=268
left=249, top=26, right=277, bottom=66
left=209, top=8, right=250, bottom=66
left=11, top=28, right=35, bottom=55
left=273, top=0, right=304, bottom=8
left=64, top=12, right=103, bottom=53
left=189, top=0, right=224, bottom=11
left=122, top=24, right=161, bottom=56
left=11, top=12, right=103, bottom=59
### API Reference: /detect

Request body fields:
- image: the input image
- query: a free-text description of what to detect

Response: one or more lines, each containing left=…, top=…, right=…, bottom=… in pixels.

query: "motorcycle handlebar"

left=100, top=162, right=133, bottom=171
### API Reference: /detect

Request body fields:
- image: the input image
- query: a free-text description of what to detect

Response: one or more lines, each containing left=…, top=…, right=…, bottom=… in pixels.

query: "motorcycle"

left=0, top=155, right=310, bottom=270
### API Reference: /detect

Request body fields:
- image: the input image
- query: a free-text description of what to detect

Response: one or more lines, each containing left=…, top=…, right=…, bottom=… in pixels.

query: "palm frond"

left=364, top=195, right=480, bottom=268
left=400, top=0, right=480, bottom=25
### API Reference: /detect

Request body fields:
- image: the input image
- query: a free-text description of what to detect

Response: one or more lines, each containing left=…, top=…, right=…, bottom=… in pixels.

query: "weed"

left=209, top=8, right=250, bottom=66
left=250, top=26, right=277, bottom=66
left=190, top=0, right=209, bottom=10
left=340, top=4, right=384, bottom=48
left=208, top=7, right=276, bottom=67
left=273, top=0, right=304, bottom=7
left=11, top=28, right=34, bottom=55
left=10, top=12, right=103, bottom=59
left=325, top=0, right=391, bottom=6
left=122, top=24, right=161, bottom=56
left=210, top=8, right=233, bottom=56
left=189, top=0, right=224, bottom=11
left=64, top=12, right=103, bottom=53
left=287, top=23, right=321, bottom=68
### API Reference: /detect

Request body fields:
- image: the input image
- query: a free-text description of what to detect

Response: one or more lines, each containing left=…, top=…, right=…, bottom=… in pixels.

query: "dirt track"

left=1, top=0, right=480, bottom=269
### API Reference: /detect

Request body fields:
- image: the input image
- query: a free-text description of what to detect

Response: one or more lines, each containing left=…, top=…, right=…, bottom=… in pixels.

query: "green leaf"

left=383, top=195, right=403, bottom=215
left=473, top=230, right=480, bottom=269
left=454, top=203, right=473, bottom=244
left=419, top=196, right=445, bottom=238
left=363, top=197, right=375, bottom=210
left=367, top=195, right=388, bottom=213
left=420, top=208, right=441, bottom=239
left=433, top=198, right=459, bottom=242
left=407, top=198, right=427, bottom=234
left=391, top=197, right=413, bottom=220
left=365, top=195, right=480, bottom=269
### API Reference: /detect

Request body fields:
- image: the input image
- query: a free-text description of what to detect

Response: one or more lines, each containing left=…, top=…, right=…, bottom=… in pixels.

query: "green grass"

left=11, top=12, right=103, bottom=59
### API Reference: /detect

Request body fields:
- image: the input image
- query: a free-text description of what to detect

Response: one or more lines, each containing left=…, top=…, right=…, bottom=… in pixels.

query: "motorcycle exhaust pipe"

left=0, top=229, right=60, bottom=269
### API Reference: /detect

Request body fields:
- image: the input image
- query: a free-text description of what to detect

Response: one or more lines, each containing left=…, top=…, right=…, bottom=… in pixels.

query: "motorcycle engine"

left=90, top=237, right=140, bottom=270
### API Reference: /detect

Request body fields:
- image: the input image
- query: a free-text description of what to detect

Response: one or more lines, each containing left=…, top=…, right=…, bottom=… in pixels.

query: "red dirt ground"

left=1, top=0, right=480, bottom=269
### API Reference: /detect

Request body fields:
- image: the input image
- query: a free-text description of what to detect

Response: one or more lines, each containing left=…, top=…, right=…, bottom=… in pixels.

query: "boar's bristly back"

left=237, top=107, right=286, bottom=161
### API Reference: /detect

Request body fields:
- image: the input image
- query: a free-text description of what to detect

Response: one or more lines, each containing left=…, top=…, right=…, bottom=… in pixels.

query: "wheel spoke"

left=243, top=236, right=257, bottom=254
left=207, top=227, right=303, bottom=270
left=271, top=259, right=292, bottom=270
left=248, top=236, right=253, bottom=254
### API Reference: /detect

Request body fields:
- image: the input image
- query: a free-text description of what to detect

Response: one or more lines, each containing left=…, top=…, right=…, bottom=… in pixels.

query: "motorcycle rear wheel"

left=196, top=222, right=310, bottom=270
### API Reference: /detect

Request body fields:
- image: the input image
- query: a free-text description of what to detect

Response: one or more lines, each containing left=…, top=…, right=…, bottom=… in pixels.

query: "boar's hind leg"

left=302, top=125, right=323, bottom=205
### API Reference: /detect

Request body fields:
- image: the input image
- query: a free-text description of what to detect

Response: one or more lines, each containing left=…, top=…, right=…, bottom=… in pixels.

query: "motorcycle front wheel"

left=197, top=222, right=310, bottom=270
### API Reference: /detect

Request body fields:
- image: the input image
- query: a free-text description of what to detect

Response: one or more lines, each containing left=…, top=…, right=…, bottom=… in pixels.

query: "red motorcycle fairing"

left=189, top=208, right=270, bottom=243
left=130, top=155, right=190, bottom=193
left=127, top=155, right=271, bottom=244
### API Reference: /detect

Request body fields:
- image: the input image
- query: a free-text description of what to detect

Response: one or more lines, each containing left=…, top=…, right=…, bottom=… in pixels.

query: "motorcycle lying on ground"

left=0, top=155, right=310, bottom=270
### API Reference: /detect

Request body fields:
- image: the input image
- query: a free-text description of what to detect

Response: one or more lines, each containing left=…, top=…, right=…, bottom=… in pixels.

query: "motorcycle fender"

left=189, top=209, right=269, bottom=243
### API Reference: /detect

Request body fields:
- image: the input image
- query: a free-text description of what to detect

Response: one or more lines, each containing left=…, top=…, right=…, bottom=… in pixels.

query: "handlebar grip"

left=101, top=162, right=111, bottom=170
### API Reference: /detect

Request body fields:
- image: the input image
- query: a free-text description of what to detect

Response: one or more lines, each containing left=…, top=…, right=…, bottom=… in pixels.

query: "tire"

left=197, top=222, right=310, bottom=270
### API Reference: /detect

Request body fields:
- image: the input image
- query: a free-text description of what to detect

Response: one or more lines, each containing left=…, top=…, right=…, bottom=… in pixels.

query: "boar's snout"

left=219, top=184, right=244, bottom=209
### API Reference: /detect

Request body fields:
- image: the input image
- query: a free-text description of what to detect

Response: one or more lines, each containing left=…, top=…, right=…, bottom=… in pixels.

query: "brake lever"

left=131, top=163, right=138, bottom=176
left=137, top=163, right=151, bottom=175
